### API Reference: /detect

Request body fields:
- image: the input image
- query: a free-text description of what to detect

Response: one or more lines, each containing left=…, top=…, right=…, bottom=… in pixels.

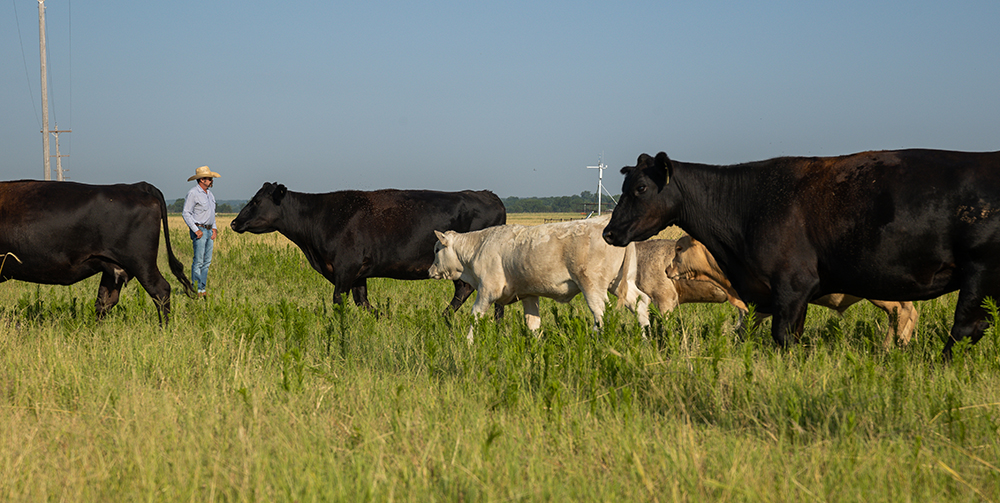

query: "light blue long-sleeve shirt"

left=182, top=185, right=216, bottom=232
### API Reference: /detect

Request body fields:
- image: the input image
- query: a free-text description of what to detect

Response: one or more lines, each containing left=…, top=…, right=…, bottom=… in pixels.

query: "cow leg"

left=868, top=300, right=918, bottom=348
left=650, top=284, right=679, bottom=314
left=896, top=302, right=919, bottom=346
left=350, top=280, right=374, bottom=311
left=521, top=296, right=542, bottom=332
left=944, top=278, right=995, bottom=358
left=466, top=289, right=497, bottom=344
left=332, top=283, right=350, bottom=307
left=766, top=268, right=817, bottom=347
left=441, top=280, right=504, bottom=320
left=769, top=307, right=808, bottom=348
left=129, top=265, right=172, bottom=326
left=445, top=279, right=475, bottom=313
left=735, top=309, right=768, bottom=339
left=617, top=283, right=651, bottom=330
left=635, top=290, right=651, bottom=331
left=95, top=269, right=125, bottom=320
left=768, top=297, right=810, bottom=348
left=581, top=288, right=609, bottom=331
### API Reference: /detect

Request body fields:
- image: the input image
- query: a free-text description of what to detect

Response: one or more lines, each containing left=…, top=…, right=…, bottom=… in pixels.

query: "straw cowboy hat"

left=187, top=166, right=222, bottom=182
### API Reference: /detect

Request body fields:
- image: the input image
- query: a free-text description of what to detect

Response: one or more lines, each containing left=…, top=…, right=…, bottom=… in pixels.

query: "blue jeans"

left=190, top=228, right=214, bottom=292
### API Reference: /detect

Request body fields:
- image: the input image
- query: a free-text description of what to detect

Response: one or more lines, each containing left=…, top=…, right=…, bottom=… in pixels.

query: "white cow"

left=429, top=215, right=651, bottom=342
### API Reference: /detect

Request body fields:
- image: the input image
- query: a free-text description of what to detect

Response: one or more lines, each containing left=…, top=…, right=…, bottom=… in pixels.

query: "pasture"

left=0, top=214, right=997, bottom=501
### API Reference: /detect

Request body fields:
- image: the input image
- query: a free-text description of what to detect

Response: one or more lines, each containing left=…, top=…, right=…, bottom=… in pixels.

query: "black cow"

left=602, top=149, right=1000, bottom=356
left=230, top=183, right=507, bottom=314
left=0, top=180, right=196, bottom=324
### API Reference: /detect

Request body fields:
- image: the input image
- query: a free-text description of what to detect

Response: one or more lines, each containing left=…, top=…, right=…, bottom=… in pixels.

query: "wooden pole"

left=38, top=0, right=51, bottom=180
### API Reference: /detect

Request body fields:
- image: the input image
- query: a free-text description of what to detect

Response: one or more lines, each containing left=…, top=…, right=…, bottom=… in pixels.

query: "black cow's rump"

left=231, top=183, right=506, bottom=314
left=0, top=180, right=196, bottom=324
left=602, top=149, right=1000, bottom=357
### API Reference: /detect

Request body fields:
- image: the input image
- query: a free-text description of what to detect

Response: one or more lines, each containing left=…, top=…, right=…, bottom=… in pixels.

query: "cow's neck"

left=672, top=161, right=760, bottom=274
left=272, top=191, right=321, bottom=248
left=453, top=230, right=484, bottom=264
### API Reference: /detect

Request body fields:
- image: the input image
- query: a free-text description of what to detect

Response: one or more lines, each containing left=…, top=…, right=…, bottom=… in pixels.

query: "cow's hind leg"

left=130, top=265, right=172, bottom=326
left=95, top=268, right=127, bottom=320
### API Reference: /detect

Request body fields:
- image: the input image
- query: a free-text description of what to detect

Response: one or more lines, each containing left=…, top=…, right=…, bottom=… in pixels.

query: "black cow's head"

left=602, top=152, right=677, bottom=246
left=230, top=182, right=287, bottom=234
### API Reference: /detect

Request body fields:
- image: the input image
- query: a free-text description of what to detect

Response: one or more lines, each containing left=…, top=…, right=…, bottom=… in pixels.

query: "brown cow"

left=634, top=239, right=746, bottom=313
left=668, top=235, right=918, bottom=348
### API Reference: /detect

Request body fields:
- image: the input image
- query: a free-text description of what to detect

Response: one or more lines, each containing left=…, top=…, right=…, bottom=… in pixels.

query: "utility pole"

left=51, top=125, right=71, bottom=180
left=39, top=0, right=51, bottom=180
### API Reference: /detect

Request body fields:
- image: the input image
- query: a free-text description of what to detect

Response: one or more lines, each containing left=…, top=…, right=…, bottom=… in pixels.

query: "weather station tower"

left=586, top=153, right=617, bottom=216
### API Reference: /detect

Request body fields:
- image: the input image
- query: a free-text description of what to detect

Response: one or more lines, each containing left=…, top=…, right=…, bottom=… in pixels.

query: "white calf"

left=429, top=215, right=650, bottom=342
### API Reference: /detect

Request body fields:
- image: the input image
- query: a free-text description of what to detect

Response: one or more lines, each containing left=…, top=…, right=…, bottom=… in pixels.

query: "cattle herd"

left=3, top=147, right=999, bottom=358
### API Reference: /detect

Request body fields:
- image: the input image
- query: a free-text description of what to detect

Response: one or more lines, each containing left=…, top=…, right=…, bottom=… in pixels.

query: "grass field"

left=0, top=214, right=998, bottom=501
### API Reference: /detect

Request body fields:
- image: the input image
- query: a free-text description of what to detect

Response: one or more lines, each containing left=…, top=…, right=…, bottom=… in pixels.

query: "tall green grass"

left=0, top=217, right=996, bottom=501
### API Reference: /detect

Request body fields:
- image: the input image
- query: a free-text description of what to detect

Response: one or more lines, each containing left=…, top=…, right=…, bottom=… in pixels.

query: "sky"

left=2, top=1, right=998, bottom=201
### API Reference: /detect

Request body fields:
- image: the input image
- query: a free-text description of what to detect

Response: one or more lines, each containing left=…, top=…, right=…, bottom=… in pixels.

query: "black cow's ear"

left=654, top=152, right=673, bottom=184
left=272, top=184, right=287, bottom=204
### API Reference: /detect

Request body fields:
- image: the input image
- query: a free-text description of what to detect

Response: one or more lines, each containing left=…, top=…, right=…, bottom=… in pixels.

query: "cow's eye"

left=636, top=184, right=647, bottom=195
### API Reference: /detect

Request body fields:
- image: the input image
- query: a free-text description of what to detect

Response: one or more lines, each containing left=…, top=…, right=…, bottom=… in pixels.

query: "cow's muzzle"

left=602, top=228, right=631, bottom=247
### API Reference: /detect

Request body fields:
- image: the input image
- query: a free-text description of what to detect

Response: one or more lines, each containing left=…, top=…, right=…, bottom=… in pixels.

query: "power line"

left=12, top=0, right=41, bottom=129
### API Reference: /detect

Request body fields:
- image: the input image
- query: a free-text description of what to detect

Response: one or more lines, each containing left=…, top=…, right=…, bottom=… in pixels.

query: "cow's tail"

left=144, top=182, right=197, bottom=298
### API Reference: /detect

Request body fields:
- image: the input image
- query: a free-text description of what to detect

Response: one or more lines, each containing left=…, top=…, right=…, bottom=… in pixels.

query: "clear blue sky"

left=3, top=1, right=998, bottom=201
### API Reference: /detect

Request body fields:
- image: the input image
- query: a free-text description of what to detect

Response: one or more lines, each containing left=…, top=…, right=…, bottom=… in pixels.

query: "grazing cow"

left=668, top=235, right=918, bottom=348
left=0, top=180, right=196, bottom=324
left=603, top=150, right=1000, bottom=356
left=428, top=215, right=650, bottom=342
left=230, top=183, right=506, bottom=314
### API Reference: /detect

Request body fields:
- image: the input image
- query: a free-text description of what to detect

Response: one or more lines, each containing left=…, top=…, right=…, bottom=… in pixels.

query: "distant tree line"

left=167, top=199, right=244, bottom=214
left=501, top=191, right=619, bottom=213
